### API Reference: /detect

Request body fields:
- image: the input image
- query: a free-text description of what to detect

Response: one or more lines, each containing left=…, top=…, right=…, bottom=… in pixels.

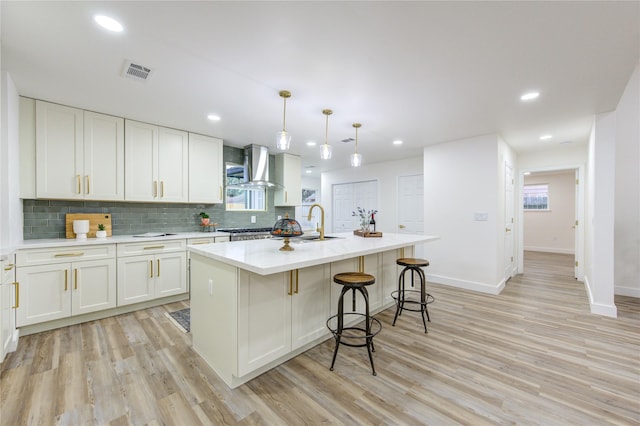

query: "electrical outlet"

left=251, top=215, right=256, bottom=223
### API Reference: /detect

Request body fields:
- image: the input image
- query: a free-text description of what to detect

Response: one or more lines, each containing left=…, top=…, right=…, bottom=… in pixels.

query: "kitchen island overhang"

left=189, top=232, right=438, bottom=388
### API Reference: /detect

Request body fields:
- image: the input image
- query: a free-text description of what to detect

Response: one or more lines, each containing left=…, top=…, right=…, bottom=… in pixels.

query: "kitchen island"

left=189, top=232, right=438, bottom=388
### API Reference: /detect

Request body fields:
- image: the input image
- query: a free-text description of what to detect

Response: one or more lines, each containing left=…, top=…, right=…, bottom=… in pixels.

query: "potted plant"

left=96, top=224, right=107, bottom=239
left=199, top=212, right=210, bottom=225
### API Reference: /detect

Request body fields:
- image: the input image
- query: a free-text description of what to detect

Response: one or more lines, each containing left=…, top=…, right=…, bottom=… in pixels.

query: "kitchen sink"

left=293, top=235, right=342, bottom=243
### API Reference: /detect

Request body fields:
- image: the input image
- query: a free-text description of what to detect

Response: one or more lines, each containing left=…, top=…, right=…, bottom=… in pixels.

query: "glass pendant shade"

left=320, top=144, right=332, bottom=160
left=277, top=90, right=292, bottom=151
left=351, top=122, right=362, bottom=167
left=320, top=109, right=333, bottom=160
left=276, top=131, right=291, bottom=150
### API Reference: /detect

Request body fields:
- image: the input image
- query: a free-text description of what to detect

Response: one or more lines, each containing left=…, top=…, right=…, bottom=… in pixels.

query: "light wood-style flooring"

left=1, top=251, right=639, bottom=425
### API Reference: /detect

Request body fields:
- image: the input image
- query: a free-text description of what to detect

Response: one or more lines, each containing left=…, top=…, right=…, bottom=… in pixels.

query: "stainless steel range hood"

left=227, top=144, right=280, bottom=189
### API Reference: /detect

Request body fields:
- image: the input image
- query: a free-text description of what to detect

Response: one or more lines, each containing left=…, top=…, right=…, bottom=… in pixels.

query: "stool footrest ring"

left=327, top=312, right=381, bottom=347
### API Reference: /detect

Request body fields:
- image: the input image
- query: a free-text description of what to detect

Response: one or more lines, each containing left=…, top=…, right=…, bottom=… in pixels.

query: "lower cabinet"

left=16, top=258, right=116, bottom=327
left=237, top=264, right=330, bottom=376
left=1, top=260, right=18, bottom=362
left=117, top=251, right=187, bottom=306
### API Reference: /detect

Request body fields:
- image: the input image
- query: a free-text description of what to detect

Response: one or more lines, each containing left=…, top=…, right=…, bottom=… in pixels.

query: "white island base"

left=189, top=232, right=438, bottom=388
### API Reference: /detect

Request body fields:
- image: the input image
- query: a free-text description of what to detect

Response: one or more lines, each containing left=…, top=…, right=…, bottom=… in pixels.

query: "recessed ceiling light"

left=94, top=15, right=123, bottom=32
left=393, top=140, right=403, bottom=145
left=305, top=169, right=313, bottom=174
left=539, top=134, right=553, bottom=140
left=520, top=91, right=540, bottom=101
left=306, top=141, right=317, bottom=147
left=207, top=114, right=221, bottom=121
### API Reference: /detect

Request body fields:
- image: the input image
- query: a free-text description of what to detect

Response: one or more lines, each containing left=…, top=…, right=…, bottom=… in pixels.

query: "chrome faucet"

left=307, top=203, right=325, bottom=240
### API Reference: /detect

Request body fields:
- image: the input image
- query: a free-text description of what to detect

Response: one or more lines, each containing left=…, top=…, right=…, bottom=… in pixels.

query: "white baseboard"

left=427, top=273, right=503, bottom=295
left=524, top=246, right=575, bottom=255
left=615, top=286, right=640, bottom=298
left=583, top=276, right=618, bottom=318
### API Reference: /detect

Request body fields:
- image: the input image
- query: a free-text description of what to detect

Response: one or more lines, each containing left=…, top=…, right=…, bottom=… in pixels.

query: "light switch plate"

left=251, top=215, right=256, bottom=223
left=474, top=212, right=488, bottom=221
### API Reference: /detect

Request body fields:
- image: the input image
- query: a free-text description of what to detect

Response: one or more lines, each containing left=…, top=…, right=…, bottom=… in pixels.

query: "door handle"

left=64, top=269, right=68, bottom=291
left=157, top=259, right=160, bottom=277
left=399, top=224, right=406, bottom=229
left=150, top=260, right=153, bottom=278
left=505, top=228, right=511, bottom=232
left=77, top=175, right=81, bottom=194
left=74, top=268, right=78, bottom=290
left=160, top=181, right=165, bottom=197
left=86, top=175, right=90, bottom=194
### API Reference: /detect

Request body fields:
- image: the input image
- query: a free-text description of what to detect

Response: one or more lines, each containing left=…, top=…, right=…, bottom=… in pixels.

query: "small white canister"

left=73, top=220, right=90, bottom=240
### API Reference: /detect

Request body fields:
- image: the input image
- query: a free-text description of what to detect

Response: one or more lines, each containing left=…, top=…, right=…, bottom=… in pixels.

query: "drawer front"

left=2, top=259, right=16, bottom=283
left=117, top=239, right=186, bottom=256
left=187, top=237, right=215, bottom=246
left=16, top=245, right=116, bottom=266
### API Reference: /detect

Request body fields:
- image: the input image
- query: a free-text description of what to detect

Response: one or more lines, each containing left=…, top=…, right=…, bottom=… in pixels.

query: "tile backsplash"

left=22, top=199, right=293, bottom=239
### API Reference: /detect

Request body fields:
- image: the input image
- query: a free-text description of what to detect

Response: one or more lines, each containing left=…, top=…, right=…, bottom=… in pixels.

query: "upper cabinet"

left=35, top=101, right=125, bottom=200
left=124, top=120, right=188, bottom=202
left=188, top=133, right=223, bottom=204
left=274, top=153, right=302, bottom=206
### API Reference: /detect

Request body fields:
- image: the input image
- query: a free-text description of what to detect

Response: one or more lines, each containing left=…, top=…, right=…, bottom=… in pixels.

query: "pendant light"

left=320, top=109, right=333, bottom=160
left=276, top=90, right=292, bottom=151
left=350, top=123, right=362, bottom=167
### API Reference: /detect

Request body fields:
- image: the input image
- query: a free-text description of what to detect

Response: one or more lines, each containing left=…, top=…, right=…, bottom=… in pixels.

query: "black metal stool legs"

left=327, top=277, right=380, bottom=376
left=392, top=264, right=434, bottom=333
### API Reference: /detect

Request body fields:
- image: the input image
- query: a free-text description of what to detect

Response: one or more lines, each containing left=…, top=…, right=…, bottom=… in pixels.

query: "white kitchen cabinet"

left=117, top=240, right=187, bottom=306
left=187, top=236, right=230, bottom=246
left=274, top=153, right=302, bottom=206
left=35, top=100, right=124, bottom=200
left=237, top=263, right=329, bottom=376
left=188, top=133, right=223, bottom=203
left=124, top=120, right=188, bottom=202
left=1, top=260, right=18, bottom=363
left=15, top=246, right=117, bottom=327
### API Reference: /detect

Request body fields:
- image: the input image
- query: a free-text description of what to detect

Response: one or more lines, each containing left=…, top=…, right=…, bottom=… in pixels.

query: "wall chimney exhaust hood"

left=227, top=144, right=281, bottom=189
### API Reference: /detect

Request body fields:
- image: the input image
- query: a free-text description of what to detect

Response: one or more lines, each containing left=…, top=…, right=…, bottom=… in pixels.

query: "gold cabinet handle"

left=160, top=181, right=165, bottom=197
left=77, top=175, right=81, bottom=194
left=13, top=282, right=19, bottom=308
left=86, top=175, right=90, bottom=194
left=54, top=252, right=84, bottom=257
left=157, top=259, right=160, bottom=277
left=505, top=228, right=511, bottom=232
left=74, top=268, right=78, bottom=290
left=191, top=241, right=209, bottom=245
left=64, top=269, right=68, bottom=291
left=285, top=191, right=288, bottom=203
left=4, top=263, right=14, bottom=271
left=288, top=270, right=293, bottom=296
left=294, top=269, right=299, bottom=294
left=150, top=260, right=153, bottom=278
left=398, top=224, right=406, bottom=229
left=358, top=256, right=365, bottom=273
left=143, top=245, right=165, bottom=250
left=154, top=180, right=158, bottom=197
left=220, top=186, right=223, bottom=200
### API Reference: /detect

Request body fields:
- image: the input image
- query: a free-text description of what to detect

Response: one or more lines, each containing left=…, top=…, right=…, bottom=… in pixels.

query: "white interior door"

left=397, top=174, right=425, bottom=258
left=504, top=163, right=515, bottom=281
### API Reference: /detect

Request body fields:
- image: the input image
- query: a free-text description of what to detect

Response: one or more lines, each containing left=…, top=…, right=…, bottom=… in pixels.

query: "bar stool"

left=327, top=272, right=382, bottom=375
left=391, top=258, right=435, bottom=333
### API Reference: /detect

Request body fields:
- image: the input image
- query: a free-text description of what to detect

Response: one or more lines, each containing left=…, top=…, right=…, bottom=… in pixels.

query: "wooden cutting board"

left=65, top=213, right=112, bottom=238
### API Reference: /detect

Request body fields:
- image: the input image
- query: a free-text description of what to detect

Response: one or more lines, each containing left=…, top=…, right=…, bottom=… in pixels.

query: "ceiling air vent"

left=121, top=60, right=153, bottom=82
left=340, top=137, right=355, bottom=143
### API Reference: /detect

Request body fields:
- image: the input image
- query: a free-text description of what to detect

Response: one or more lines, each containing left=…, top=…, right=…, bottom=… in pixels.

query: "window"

left=523, top=184, right=549, bottom=210
left=225, top=162, right=266, bottom=211
left=298, top=188, right=317, bottom=229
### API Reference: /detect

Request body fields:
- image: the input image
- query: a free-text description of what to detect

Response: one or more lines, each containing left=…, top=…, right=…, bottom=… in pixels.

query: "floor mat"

left=165, top=308, right=190, bottom=333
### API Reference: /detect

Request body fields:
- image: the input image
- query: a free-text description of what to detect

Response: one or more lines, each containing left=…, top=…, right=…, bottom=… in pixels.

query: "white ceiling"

left=2, top=1, right=639, bottom=175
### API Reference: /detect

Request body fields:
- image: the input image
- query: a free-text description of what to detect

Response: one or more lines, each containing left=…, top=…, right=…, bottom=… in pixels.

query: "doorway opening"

left=518, top=166, right=584, bottom=281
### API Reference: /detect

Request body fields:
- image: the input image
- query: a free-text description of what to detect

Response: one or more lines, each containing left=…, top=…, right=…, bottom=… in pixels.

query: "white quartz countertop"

left=9, top=231, right=230, bottom=251
left=189, top=232, right=439, bottom=275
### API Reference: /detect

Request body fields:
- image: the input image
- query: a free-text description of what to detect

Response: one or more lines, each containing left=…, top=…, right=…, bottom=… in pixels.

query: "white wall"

left=523, top=171, right=575, bottom=254
left=613, top=60, right=640, bottom=298
left=585, top=112, right=617, bottom=317
left=0, top=71, right=23, bottom=251
left=423, top=134, right=503, bottom=294
left=321, top=156, right=423, bottom=234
